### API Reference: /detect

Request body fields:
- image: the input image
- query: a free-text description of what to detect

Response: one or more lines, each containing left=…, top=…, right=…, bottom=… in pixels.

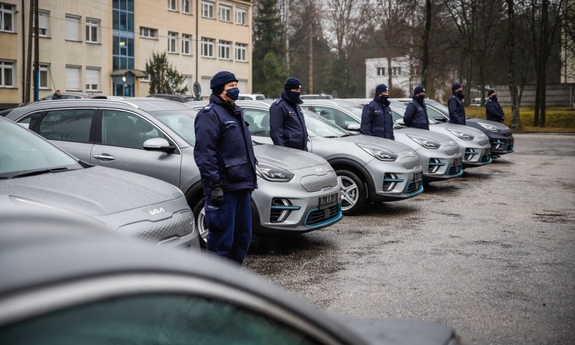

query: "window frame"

left=34, top=10, right=50, bottom=37
left=219, top=3, right=231, bottom=22
left=39, top=65, right=49, bottom=89
left=219, top=40, right=231, bottom=60
left=0, top=3, right=14, bottom=32
left=201, top=37, right=215, bottom=58
left=85, top=18, right=100, bottom=43
left=235, top=43, right=247, bottom=62
left=182, top=34, right=192, bottom=55
left=140, top=26, right=158, bottom=39
left=201, top=1, right=214, bottom=18
left=182, top=0, right=191, bottom=14
left=167, top=0, right=177, bottom=11
left=235, top=7, right=247, bottom=25
left=0, top=60, right=14, bottom=87
left=65, top=66, right=81, bottom=91
left=168, top=31, right=178, bottom=53
left=85, top=68, right=100, bottom=91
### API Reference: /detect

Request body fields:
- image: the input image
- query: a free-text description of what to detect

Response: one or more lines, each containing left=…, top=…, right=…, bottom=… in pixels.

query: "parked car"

left=0, top=116, right=199, bottom=249
left=404, top=98, right=515, bottom=158
left=300, top=100, right=464, bottom=182
left=187, top=100, right=424, bottom=216
left=300, top=94, right=334, bottom=100
left=4, top=99, right=342, bottom=244
left=0, top=208, right=466, bottom=345
left=238, top=93, right=267, bottom=100
left=148, top=94, right=197, bottom=103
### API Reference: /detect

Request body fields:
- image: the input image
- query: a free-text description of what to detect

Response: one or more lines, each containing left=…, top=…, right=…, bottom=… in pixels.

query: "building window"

left=86, top=68, right=100, bottom=91
left=235, top=7, right=246, bottom=25
left=113, top=0, right=134, bottom=32
left=201, top=37, right=214, bottom=57
left=40, top=65, right=49, bottom=89
left=33, top=11, right=49, bottom=37
left=140, top=27, right=157, bottom=39
left=65, top=15, right=81, bottom=41
left=168, top=32, right=178, bottom=53
left=0, top=3, right=14, bottom=32
left=182, top=0, right=190, bottom=14
left=86, top=19, right=99, bottom=43
left=65, top=66, right=81, bottom=90
left=182, top=34, right=191, bottom=55
left=113, top=36, right=134, bottom=70
left=397, top=67, right=402, bottom=75
left=202, top=1, right=214, bottom=18
left=235, top=43, right=247, bottom=62
left=377, top=67, right=385, bottom=76
left=0, top=61, right=14, bottom=87
left=219, top=4, right=231, bottom=22
left=167, top=0, right=177, bottom=11
left=219, top=41, right=231, bottom=59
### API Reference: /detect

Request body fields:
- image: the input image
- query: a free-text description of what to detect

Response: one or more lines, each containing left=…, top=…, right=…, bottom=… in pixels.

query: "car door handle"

left=93, top=153, right=115, bottom=161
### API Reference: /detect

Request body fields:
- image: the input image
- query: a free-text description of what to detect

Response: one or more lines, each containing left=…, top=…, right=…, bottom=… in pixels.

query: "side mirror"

left=434, top=116, right=447, bottom=123
left=143, top=138, right=176, bottom=153
left=347, top=123, right=360, bottom=132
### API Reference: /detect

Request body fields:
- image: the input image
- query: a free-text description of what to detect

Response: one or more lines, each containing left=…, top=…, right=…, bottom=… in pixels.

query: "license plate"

left=319, top=193, right=339, bottom=210
left=454, top=157, right=462, bottom=166
left=413, top=171, right=422, bottom=181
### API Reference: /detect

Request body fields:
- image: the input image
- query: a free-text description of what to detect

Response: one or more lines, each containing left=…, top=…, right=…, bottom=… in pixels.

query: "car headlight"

left=256, top=162, right=294, bottom=182
left=356, top=143, right=398, bottom=161
left=477, top=122, right=501, bottom=132
left=408, top=135, right=440, bottom=149
left=446, top=128, right=475, bottom=141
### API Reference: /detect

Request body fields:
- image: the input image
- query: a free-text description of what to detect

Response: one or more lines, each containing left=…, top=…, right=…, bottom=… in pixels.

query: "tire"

left=336, top=169, right=366, bottom=216
left=192, top=197, right=208, bottom=248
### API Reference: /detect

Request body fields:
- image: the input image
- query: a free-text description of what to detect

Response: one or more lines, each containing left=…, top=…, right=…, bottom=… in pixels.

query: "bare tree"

left=506, top=0, right=521, bottom=128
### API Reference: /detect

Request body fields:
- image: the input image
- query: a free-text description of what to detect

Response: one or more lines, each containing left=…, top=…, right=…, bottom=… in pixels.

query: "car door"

left=91, top=109, right=182, bottom=187
left=25, top=108, right=96, bottom=162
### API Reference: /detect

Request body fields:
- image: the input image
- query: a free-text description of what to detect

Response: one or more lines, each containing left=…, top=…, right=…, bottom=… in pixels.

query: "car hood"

left=253, top=144, right=330, bottom=170
left=0, top=166, right=182, bottom=216
left=331, top=134, right=414, bottom=153
left=396, top=127, right=457, bottom=144
left=467, top=118, right=512, bottom=132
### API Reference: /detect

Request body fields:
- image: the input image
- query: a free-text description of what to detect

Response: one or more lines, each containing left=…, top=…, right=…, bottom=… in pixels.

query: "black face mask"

left=491, top=95, right=498, bottom=102
left=287, top=91, right=301, bottom=103
left=416, top=94, right=425, bottom=103
left=379, top=95, right=388, bottom=101
left=455, top=90, right=464, bottom=98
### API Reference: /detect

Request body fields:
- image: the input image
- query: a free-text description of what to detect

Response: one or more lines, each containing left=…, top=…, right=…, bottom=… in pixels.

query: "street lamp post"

left=308, top=8, right=334, bottom=94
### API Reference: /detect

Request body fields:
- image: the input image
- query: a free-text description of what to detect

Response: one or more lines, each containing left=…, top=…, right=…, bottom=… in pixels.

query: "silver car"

left=194, top=100, right=425, bottom=216
left=0, top=116, right=199, bottom=249
left=301, top=100, right=464, bottom=182
left=4, top=99, right=342, bottom=243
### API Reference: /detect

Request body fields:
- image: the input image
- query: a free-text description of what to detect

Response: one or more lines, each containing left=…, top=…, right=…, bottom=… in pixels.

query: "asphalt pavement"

left=245, top=133, right=575, bottom=345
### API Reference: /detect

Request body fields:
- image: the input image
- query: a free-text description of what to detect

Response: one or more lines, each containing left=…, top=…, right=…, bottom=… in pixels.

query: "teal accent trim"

left=428, top=162, right=446, bottom=166
left=271, top=205, right=301, bottom=211
left=448, top=165, right=464, bottom=177
left=304, top=203, right=342, bottom=228
left=383, top=178, right=403, bottom=183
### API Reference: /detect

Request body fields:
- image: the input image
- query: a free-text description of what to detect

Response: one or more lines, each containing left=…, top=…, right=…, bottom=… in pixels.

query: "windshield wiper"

left=10, top=167, right=71, bottom=179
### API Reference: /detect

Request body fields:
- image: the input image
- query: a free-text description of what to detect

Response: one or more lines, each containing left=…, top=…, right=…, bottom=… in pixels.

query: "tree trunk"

left=421, top=0, right=431, bottom=88
left=506, top=0, right=521, bottom=128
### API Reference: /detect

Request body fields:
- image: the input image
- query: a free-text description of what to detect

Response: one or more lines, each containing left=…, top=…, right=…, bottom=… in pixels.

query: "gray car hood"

left=331, top=134, right=414, bottom=153
left=396, top=127, right=456, bottom=143
left=0, top=166, right=181, bottom=216
left=254, top=144, right=330, bottom=171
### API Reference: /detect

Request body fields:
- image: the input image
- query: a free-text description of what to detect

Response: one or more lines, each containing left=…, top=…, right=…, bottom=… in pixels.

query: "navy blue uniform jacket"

left=485, top=99, right=505, bottom=123
left=361, top=97, right=395, bottom=140
left=269, top=90, right=308, bottom=151
left=194, top=94, right=257, bottom=196
left=403, top=98, right=430, bottom=130
left=448, top=94, right=466, bottom=125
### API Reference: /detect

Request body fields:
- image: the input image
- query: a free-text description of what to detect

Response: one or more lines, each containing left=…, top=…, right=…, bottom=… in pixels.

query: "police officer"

left=404, top=85, right=430, bottom=130
left=486, top=89, right=505, bottom=123
left=448, top=83, right=466, bottom=125
left=51, top=90, right=62, bottom=100
left=361, top=84, right=394, bottom=139
left=269, top=77, right=308, bottom=151
left=193, top=71, right=258, bottom=265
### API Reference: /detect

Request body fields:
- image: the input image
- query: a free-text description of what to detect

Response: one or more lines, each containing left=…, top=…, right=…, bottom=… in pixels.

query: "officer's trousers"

left=205, top=189, right=252, bottom=265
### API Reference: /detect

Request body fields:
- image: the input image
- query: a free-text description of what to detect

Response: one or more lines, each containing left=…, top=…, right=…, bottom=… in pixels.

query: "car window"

left=154, top=111, right=196, bottom=145
left=242, top=108, right=270, bottom=136
left=38, top=109, right=93, bottom=143
left=101, top=110, right=164, bottom=149
left=0, top=120, right=80, bottom=176
left=0, top=294, right=323, bottom=345
left=16, top=113, right=43, bottom=129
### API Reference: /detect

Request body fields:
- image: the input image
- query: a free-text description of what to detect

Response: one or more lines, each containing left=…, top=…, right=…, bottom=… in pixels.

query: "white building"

left=365, top=56, right=418, bottom=98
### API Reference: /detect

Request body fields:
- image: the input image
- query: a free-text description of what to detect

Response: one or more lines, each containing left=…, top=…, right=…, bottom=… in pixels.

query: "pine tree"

left=145, top=51, right=189, bottom=94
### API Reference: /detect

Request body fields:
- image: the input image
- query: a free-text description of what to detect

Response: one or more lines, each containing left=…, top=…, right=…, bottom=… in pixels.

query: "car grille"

left=301, top=170, right=338, bottom=192
left=305, top=204, right=341, bottom=226
left=118, top=210, right=194, bottom=243
left=448, top=164, right=462, bottom=175
left=406, top=179, right=423, bottom=194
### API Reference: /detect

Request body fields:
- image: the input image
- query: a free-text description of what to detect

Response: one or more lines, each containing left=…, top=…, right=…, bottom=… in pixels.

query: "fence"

left=494, top=83, right=575, bottom=108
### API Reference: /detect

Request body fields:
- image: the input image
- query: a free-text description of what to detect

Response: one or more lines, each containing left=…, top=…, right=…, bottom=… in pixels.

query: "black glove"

left=210, top=185, right=224, bottom=206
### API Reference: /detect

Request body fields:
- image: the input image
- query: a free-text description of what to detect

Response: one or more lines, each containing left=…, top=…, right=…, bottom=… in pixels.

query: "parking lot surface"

left=245, top=133, right=575, bottom=345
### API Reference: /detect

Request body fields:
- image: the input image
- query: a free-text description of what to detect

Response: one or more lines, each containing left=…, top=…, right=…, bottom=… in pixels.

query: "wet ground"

left=244, top=133, right=575, bottom=345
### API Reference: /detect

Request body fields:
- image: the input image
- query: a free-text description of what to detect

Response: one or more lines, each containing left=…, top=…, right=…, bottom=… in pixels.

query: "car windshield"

left=152, top=110, right=197, bottom=145
left=302, top=110, right=350, bottom=138
left=0, top=120, right=81, bottom=178
left=390, top=103, right=439, bottom=124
